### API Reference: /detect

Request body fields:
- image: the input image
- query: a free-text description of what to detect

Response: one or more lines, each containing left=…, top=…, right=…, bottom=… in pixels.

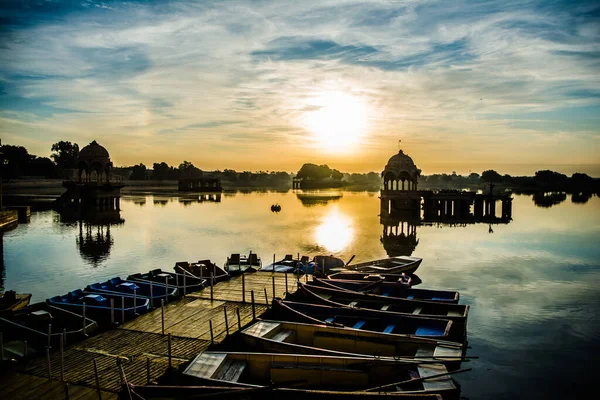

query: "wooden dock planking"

left=0, top=371, right=117, bottom=400
left=120, top=297, right=267, bottom=340
left=2, top=271, right=287, bottom=397
left=189, top=272, right=299, bottom=303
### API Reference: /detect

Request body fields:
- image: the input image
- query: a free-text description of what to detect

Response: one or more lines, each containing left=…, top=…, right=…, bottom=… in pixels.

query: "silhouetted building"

left=380, top=149, right=422, bottom=215
left=57, top=141, right=124, bottom=213
left=178, top=178, right=222, bottom=192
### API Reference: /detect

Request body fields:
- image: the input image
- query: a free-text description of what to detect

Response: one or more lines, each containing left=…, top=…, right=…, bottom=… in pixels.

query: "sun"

left=303, top=91, right=368, bottom=151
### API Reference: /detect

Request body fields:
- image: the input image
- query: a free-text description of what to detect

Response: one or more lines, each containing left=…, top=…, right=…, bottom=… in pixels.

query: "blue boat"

left=85, top=277, right=178, bottom=306
left=48, top=289, right=150, bottom=323
left=128, top=269, right=206, bottom=293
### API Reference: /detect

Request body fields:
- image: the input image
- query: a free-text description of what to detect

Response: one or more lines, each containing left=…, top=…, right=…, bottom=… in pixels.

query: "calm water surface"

left=1, top=191, right=599, bottom=399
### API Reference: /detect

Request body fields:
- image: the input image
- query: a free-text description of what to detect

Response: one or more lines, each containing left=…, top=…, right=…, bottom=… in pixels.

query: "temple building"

left=380, top=149, right=422, bottom=216
left=58, top=140, right=124, bottom=213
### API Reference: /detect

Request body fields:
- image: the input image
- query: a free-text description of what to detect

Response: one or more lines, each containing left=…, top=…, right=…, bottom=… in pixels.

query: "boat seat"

left=407, top=295, right=415, bottom=300
left=215, top=359, right=247, bottom=382
left=383, top=324, right=395, bottom=334
left=415, top=326, right=445, bottom=336
left=412, top=307, right=424, bottom=315
left=382, top=291, right=391, bottom=297
left=353, top=320, right=366, bottom=329
left=348, top=301, right=358, bottom=307
left=380, top=305, right=390, bottom=311
left=271, top=329, right=294, bottom=342
left=325, top=317, right=334, bottom=323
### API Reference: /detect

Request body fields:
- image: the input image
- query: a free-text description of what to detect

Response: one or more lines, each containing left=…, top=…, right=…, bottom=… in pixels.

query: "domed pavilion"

left=77, top=140, right=113, bottom=183
left=382, top=149, right=420, bottom=192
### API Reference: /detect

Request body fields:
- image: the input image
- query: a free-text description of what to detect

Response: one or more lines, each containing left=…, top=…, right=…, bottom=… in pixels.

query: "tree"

left=468, top=172, right=480, bottom=181
left=331, top=169, right=343, bottom=180
left=27, top=157, right=55, bottom=178
left=481, top=170, right=503, bottom=183
left=130, top=163, right=147, bottom=180
left=51, top=141, right=79, bottom=170
left=152, top=162, right=172, bottom=180
left=178, top=160, right=202, bottom=178
left=0, top=144, right=32, bottom=178
left=297, top=164, right=333, bottom=180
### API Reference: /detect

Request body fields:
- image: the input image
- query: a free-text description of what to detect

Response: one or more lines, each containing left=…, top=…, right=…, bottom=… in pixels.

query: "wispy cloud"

left=0, top=0, right=598, bottom=173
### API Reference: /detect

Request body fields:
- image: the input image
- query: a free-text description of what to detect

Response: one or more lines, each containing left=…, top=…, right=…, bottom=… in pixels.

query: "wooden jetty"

left=1, top=272, right=297, bottom=399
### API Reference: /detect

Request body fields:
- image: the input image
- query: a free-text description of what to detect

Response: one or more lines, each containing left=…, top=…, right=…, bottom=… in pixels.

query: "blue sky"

left=0, top=0, right=599, bottom=174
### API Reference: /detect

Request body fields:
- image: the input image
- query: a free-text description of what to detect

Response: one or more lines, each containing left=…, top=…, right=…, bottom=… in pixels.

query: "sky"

left=0, top=0, right=599, bottom=176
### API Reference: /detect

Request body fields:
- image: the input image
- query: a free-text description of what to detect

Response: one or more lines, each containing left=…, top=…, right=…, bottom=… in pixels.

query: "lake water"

left=1, top=190, right=599, bottom=399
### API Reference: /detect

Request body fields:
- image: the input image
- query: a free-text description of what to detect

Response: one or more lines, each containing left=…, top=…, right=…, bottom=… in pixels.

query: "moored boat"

left=241, top=319, right=465, bottom=371
left=182, top=352, right=459, bottom=399
left=260, top=254, right=298, bottom=273
left=48, top=289, right=150, bottom=323
left=85, top=277, right=178, bottom=306
left=327, top=271, right=423, bottom=286
left=225, top=253, right=261, bottom=276
left=123, top=384, right=446, bottom=399
left=0, top=290, right=32, bottom=313
left=312, top=278, right=460, bottom=303
left=270, top=299, right=454, bottom=341
left=128, top=268, right=206, bottom=293
left=0, top=301, right=98, bottom=351
left=174, top=260, right=230, bottom=283
left=345, top=256, right=422, bottom=274
left=291, top=283, right=468, bottom=341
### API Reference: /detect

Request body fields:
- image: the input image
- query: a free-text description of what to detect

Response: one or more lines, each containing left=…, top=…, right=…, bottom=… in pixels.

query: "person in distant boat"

left=400, top=272, right=411, bottom=286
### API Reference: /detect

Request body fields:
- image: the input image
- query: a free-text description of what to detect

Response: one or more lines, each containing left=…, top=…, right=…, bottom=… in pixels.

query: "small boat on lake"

left=327, top=271, right=423, bottom=286
left=345, top=256, right=422, bottom=274
left=312, top=278, right=459, bottom=303
left=174, top=260, right=230, bottom=283
left=0, top=290, right=32, bottom=313
left=182, top=352, right=459, bottom=399
left=85, top=277, right=178, bottom=306
left=123, top=384, right=445, bottom=399
left=261, top=254, right=298, bottom=273
left=225, top=253, right=261, bottom=276
left=292, top=283, right=468, bottom=341
left=241, top=319, right=465, bottom=371
left=128, top=268, right=206, bottom=293
left=270, top=299, right=454, bottom=341
left=48, top=289, right=150, bottom=323
left=0, top=301, right=98, bottom=350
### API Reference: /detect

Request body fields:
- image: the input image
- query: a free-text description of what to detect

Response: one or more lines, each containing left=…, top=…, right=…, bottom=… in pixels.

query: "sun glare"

left=315, top=207, right=354, bottom=253
left=303, top=91, right=368, bottom=151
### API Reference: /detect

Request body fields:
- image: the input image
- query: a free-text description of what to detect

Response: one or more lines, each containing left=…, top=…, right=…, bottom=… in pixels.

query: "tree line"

left=1, top=140, right=597, bottom=193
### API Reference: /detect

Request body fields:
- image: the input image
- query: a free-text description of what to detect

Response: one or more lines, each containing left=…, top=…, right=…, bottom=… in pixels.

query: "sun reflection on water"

left=315, top=207, right=354, bottom=253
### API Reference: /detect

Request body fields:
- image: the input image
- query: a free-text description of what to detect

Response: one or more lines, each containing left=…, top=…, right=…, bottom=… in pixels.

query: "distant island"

left=1, top=140, right=598, bottom=197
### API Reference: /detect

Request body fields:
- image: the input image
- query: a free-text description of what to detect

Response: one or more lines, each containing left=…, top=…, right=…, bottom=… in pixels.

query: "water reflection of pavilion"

left=178, top=193, right=222, bottom=206
left=378, top=148, right=513, bottom=256
left=58, top=209, right=124, bottom=267
left=380, top=212, right=419, bottom=257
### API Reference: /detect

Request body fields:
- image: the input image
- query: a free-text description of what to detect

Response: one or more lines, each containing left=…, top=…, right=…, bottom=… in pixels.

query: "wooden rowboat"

left=292, top=283, right=468, bottom=341
left=48, top=289, right=150, bottom=324
left=326, top=271, right=423, bottom=286
left=182, top=352, right=459, bottom=399
left=241, top=319, right=465, bottom=371
left=225, top=253, right=261, bottom=276
left=124, top=384, right=445, bottom=399
left=0, top=291, right=32, bottom=313
left=128, top=268, right=206, bottom=293
left=86, top=277, right=178, bottom=307
left=174, top=260, right=230, bottom=283
left=312, top=278, right=460, bottom=303
left=345, top=256, right=422, bottom=274
left=0, top=302, right=98, bottom=351
left=270, top=299, right=454, bottom=341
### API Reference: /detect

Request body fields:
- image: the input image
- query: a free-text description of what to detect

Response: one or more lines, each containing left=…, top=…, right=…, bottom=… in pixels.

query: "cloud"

left=0, top=0, right=598, bottom=172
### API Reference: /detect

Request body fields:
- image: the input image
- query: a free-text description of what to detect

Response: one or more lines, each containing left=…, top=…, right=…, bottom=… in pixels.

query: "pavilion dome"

left=382, top=149, right=419, bottom=181
left=79, top=140, right=110, bottom=162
